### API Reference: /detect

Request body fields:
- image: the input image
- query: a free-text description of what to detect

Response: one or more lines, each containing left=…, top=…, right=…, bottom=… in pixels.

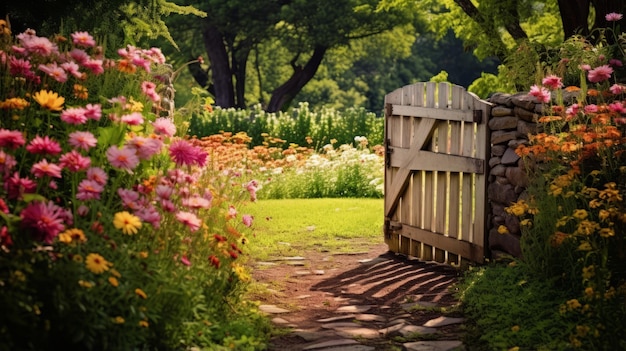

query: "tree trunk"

left=233, top=46, right=251, bottom=109
left=201, top=24, right=235, bottom=108
left=558, top=0, right=591, bottom=39
left=266, top=45, right=327, bottom=113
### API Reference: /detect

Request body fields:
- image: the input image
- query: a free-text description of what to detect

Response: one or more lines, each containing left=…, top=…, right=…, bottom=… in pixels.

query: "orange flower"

left=565, top=86, right=581, bottom=92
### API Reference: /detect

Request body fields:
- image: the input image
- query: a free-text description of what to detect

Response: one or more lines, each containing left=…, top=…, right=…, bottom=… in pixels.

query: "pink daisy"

left=70, top=48, right=90, bottom=64
left=242, top=214, right=253, bottom=227
left=86, top=167, right=108, bottom=185
left=584, top=104, right=599, bottom=113
left=169, top=139, right=208, bottom=167
left=71, top=31, right=96, bottom=48
left=145, top=47, right=165, bottom=64
left=76, top=179, right=104, bottom=200
left=152, top=118, right=176, bottom=137
left=120, top=112, right=144, bottom=125
left=84, top=103, right=102, bottom=121
left=20, top=201, right=66, bottom=244
left=175, top=211, right=201, bottom=232
left=9, top=56, right=35, bottom=78
left=68, top=131, right=97, bottom=150
left=60, top=107, right=88, bottom=125
left=31, top=159, right=63, bottom=178
left=60, top=61, right=82, bottom=79
left=588, top=65, right=613, bottom=83
left=606, top=12, right=623, bottom=22
left=26, top=135, right=62, bottom=155
left=0, top=129, right=25, bottom=149
left=180, top=255, right=191, bottom=266
left=127, top=136, right=163, bottom=160
left=529, top=85, right=551, bottom=103
left=22, top=36, right=58, bottom=56
left=160, top=199, right=176, bottom=213
left=5, top=172, right=36, bottom=199
left=608, top=102, right=626, bottom=114
left=38, top=63, right=67, bottom=83
left=610, top=84, right=624, bottom=95
left=0, top=151, right=17, bottom=176
left=182, top=195, right=211, bottom=209
left=135, top=206, right=161, bottom=228
left=59, top=150, right=91, bottom=172
left=155, top=185, right=173, bottom=200
left=83, top=58, right=104, bottom=75
left=107, top=146, right=140, bottom=172
left=117, top=188, right=141, bottom=210
left=132, top=55, right=151, bottom=72
left=541, top=75, right=563, bottom=90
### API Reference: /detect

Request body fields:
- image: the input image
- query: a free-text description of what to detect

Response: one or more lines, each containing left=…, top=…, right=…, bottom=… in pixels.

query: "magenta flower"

left=83, top=59, right=104, bottom=75
left=86, top=167, right=108, bottom=185
left=0, top=151, right=16, bottom=175
left=26, top=135, right=62, bottom=155
left=141, top=81, right=160, bottom=102
left=38, top=62, right=67, bottom=83
left=610, top=59, right=623, bottom=67
left=117, top=188, right=141, bottom=210
left=60, top=61, right=82, bottom=79
left=71, top=31, right=96, bottom=48
left=107, top=146, right=140, bottom=172
left=180, top=255, right=191, bottom=266
left=20, top=201, right=66, bottom=244
left=242, top=214, right=253, bottom=227
left=136, top=206, right=161, bottom=228
left=529, top=85, right=551, bottom=103
left=606, top=12, right=623, bottom=22
left=69, top=131, right=97, bottom=151
left=70, top=48, right=89, bottom=64
left=610, top=84, right=624, bottom=95
left=584, top=104, right=599, bottom=113
left=21, top=36, right=58, bottom=56
left=59, top=150, right=91, bottom=171
left=541, top=75, right=563, bottom=90
left=160, top=199, right=176, bottom=213
left=588, top=65, right=613, bottom=83
left=76, top=179, right=104, bottom=200
left=0, top=129, right=25, bottom=149
left=608, top=102, right=626, bottom=114
left=31, top=159, right=63, bottom=178
left=152, top=117, right=176, bottom=137
left=156, top=185, right=174, bottom=200
left=9, top=56, right=35, bottom=79
left=61, top=107, right=88, bottom=125
left=127, top=136, right=163, bottom=160
left=6, top=172, right=36, bottom=199
left=84, top=103, right=102, bottom=121
left=121, top=112, right=144, bottom=125
left=169, top=139, right=208, bottom=167
left=175, top=211, right=201, bottom=232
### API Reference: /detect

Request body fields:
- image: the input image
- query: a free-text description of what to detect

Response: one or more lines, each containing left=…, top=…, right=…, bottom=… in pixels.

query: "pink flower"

left=9, top=57, right=35, bottom=79
left=0, top=129, right=25, bottom=149
left=141, top=81, right=160, bottom=102
left=61, top=107, right=88, bottom=125
left=580, top=64, right=591, bottom=71
left=118, top=188, right=141, bottom=210
left=588, top=65, right=613, bottom=83
left=26, top=135, right=62, bottom=155
left=542, top=75, right=563, bottom=90
left=160, top=199, right=176, bottom=212
left=176, top=211, right=201, bottom=232
left=132, top=56, right=151, bottom=72
left=169, top=139, right=208, bottom=167
left=77, top=205, right=89, bottom=216
left=0, top=151, right=17, bottom=176
left=606, top=12, right=623, bottom=22
left=69, top=131, right=97, bottom=150
left=70, top=48, right=89, bottom=64
left=180, top=255, right=191, bottom=266
left=610, top=59, right=623, bottom=67
left=529, top=85, right=551, bottom=103
left=5, top=172, right=36, bottom=199
left=584, top=104, right=599, bottom=113
left=71, top=31, right=96, bottom=47
left=610, top=84, right=624, bottom=95
left=608, top=102, right=626, bottom=114
left=156, top=185, right=173, bottom=199
left=59, top=150, right=91, bottom=171
left=31, top=159, right=62, bottom=178
left=60, top=61, right=82, bottom=79
left=86, top=167, right=108, bottom=185
left=76, top=179, right=104, bottom=200
left=152, top=118, right=176, bottom=137
left=121, top=112, right=144, bottom=125
left=83, top=59, right=104, bottom=75
left=38, top=62, right=67, bottom=83
left=20, top=201, right=66, bottom=244
left=127, top=136, right=163, bottom=160
left=84, top=103, right=102, bottom=121
left=566, top=103, right=580, bottom=117
left=107, top=146, right=140, bottom=172
left=227, top=205, right=237, bottom=219
left=22, top=36, right=58, bottom=56
left=135, top=206, right=161, bottom=228
left=242, top=214, right=253, bottom=227
left=182, top=195, right=211, bottom=209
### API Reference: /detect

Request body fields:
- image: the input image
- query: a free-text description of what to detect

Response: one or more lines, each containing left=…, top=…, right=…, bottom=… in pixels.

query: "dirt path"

left=249, top=243, right=466, bottom=351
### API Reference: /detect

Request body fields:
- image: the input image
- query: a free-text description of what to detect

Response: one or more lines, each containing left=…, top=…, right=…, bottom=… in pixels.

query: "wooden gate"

left=384, top=82, right=491, bottom=265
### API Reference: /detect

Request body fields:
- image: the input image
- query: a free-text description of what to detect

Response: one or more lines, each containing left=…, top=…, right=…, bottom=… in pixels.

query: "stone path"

left=252, top=248, right=466, bottom=351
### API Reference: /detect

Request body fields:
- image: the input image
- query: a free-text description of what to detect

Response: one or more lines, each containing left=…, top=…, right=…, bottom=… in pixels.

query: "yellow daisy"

left=85, top=253, right=111, bottom=274
left=113, top=211, right=142, bottom=235
left=108, top=276, right=119, bottom=287
left=33, top=90, right=64, bottom=111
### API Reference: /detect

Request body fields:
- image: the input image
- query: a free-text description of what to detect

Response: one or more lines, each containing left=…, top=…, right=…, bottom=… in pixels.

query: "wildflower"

left=112, top=316, right=125, bottom=324
left=113, top=211, right=142, bottom=235
left=76, top=179, right=104, bottom=200
left=588, top=65, right=613, bottom=83
left=20, top=201, right=66, bottom=243
left=72, top=83, right=88, bottom=98
left=135, top=288, right=147, bottom=299
left=22, top=35, right=58, bottom=56
left=59, top=150, right=91, bottom=171
left=139, top=320, right=149, bottom=327
left=155, top=185, right=173, bottom=199
left=169, top=139, right=208, bottom=167
left=60, top=107, right=88, bottom=125
left=152, top=117, right=176, bottom=137
left=120, top=112, right=144, bottom=125
left=64, top=228, right=87, bottom=243
left=572, top=209, right=588, bottom=220
left=68, top=131, right=97, bottom=151
left=26, top=135, right=62, bottom=154
left=606, top=12, right=623, bottom=22
left=6, top=172, right=36, bottom=199
left=497, top=225, right=509, bottom=234
left=83, top=58, right=104, bottom=75
left=84, top=103, right=102, bottom=120
left=86, top=167, right=108, bottom=185
left=242, top=214, right=253, bottom=227
left=127, top=136, right=162, bottom=160
left=117, top=188, right=141, bottom=209
left=208, top=255, right=221, bottom=268
left=175, top=211, right=201, bottom=232
left=78, top=280, right=94, bottom=288
left=85, top=253, right=110, bottom=274
left=38, top=62, right=67, bottom=83
left=582, top=265, right=595, bottom=280
left=577, top=241, right=593, bottom=251
left=106, top=146, right=140, bottom=172
left=108, top=276, right=119, bottom=287
left=566, top=298, right=582, bottom=310
left=141, top=81, right=160, bottom=102
left=33, top=90, right=64, bottom=111
left=529, top=84, right=551, bottom=103
left=599, top=228, right=614, bottom=237
left=0, top=129, right=25, bottom=149
left=542, top=75, right=563, bottom=90
left=71, top=31, right=96, bottom=47
left=31, top=159, right=62, bottom=178
left=180, top=255, right=191, bottom=266
left=0, top=97, right=29, bottom=110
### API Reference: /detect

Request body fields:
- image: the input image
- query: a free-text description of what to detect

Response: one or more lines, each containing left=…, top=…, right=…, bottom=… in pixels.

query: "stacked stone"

left=485, top=92, right=543, bottom=258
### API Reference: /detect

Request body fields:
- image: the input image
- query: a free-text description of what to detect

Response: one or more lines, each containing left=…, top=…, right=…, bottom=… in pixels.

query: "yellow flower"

left=582, top=265, right=595, bottom=280
left=556, top=216, right=570, bottom=228
left=511, top=325, right=520, bottom=332
left=576, top=325, right=590, bottom=337
left=572, top=209, right=588, bottom=220
left=108, top=276, right=119, bottom=287
left=599, top=228, right=614, bottom=237
left=599, top=182, right=622, bottom=202
left=520, top=219, right=532, bottom=227
left=575, top=220, right=599, bottom=236
left=33, top=90, right=64, bottom=111
left=59, top=228, right=87, bottom=244
left=112, top=316, right=125, bottom=324
left=497, top=225, right=509, bottom=234
left=113, top=211, right=142, bottom=235
left=127, top=97, right=144, bottom=112
left=58, top=232, right=72, bottom=244
left=139, top=320, right=149, bottom=328
left=135, top=288, right=148, bottom=299
left=85, top=253, right=111, bottom=274
left=138, top=251, right=149, bottom=259
left=566, top=298, right=582, bottom=310
left=109, top=268, right=122, bottom=278
left=598, top=209, right=610, bottom=221
left=577, top=241, right=593, bottom=251
left=78, top=280, right=94, bottom=289
left=0, top=97, right=29, bottom=110
left=584, top=287, right=594, bottom=299
left=231, top=263, right=251, bottom=282
left=72, top=254, right=84, bottom=263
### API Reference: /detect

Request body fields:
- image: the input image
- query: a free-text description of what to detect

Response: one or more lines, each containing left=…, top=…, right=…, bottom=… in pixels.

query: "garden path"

left=250, top=243, right=467, bottom=351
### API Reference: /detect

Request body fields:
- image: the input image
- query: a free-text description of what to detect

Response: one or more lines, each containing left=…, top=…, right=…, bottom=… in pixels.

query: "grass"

left=241, top=198, right=384, bottom=260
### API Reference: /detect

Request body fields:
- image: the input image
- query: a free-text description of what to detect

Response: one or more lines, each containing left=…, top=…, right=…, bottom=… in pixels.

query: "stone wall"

left=485, top=92, right=543, bottom=258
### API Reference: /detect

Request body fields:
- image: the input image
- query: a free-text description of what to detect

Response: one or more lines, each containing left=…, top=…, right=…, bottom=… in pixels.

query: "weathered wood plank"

left=388, top=148, right=484, bottom=174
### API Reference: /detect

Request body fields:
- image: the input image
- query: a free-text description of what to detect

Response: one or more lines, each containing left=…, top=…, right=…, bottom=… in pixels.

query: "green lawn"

left=241, top=198, right=384, bottom=260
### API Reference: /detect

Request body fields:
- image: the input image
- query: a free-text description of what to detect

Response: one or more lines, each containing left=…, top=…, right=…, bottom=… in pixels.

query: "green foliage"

left=188, top=103, right=384, bottom=150
left=468, top=67, right=517, bottom=98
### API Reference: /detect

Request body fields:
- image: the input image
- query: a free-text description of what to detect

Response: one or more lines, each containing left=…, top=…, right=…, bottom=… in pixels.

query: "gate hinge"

left=473, top=109, right=483, bottom=123
left=385, top=138, right=393, bottom=168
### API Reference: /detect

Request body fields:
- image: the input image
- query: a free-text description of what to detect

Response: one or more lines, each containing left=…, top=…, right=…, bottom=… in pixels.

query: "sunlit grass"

left=242, top=198, right=384, bottom=260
